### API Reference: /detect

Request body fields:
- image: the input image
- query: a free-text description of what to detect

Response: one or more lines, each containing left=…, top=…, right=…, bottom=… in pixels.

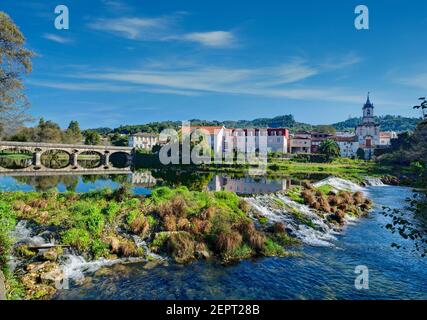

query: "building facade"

left=289, top=132, right=311, bottom=154
left=128, top=132, right=160, bottom=150
left=334, top=136, right=359, bottom=158
left=310, top=132, right=333, bottom=153
left=355, top=94, right=380, bottom=159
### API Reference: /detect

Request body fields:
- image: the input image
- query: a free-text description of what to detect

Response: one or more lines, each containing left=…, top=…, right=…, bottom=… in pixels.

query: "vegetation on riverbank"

left=0, top=186, right=297, bottom=300
left=286, top=181, right=373, bottom=225
left=136, top=151, right=394, bottom=185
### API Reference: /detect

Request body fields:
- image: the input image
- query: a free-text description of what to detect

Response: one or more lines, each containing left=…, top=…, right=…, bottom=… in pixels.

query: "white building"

left=189, top=126, right=226, bottom=156
left=225, top=128, right=288, bottom=154
left=355, top=94, right=380, bottom=159
left=128, top=132, right=160, bottom=150
left=379, top=131, right=397, bottom=147
left=334, top=136, right=359, bottom=158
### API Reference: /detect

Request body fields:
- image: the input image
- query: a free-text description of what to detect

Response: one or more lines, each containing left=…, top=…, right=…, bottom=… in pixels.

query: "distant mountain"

left=89, top=114, right=421, bottom=135
left=332, top=115, right=421, bottom=132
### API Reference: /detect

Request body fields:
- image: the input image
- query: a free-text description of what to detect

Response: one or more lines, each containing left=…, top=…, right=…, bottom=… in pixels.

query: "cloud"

left=179, top=31, right=236, bottom=48
left=87, top=17, right=170, bottom=40
left=397, top=73, right=427, bottom=90
left=87, top=14, right=236, bottom=48
left=43, top=33, right=73, bottom=44
left=28, top=54, right=363, bottom=103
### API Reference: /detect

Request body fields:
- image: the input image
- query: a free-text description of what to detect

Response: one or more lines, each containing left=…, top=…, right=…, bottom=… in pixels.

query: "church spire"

left=366, top=92, right=370, bottom=104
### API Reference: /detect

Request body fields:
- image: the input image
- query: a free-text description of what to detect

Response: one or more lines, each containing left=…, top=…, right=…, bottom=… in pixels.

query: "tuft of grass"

left=61, top=228, right=91, bottom=251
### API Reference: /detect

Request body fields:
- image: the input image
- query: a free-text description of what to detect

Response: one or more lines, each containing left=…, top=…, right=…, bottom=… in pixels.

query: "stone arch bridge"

left=0, top=141, right=134, bottom=173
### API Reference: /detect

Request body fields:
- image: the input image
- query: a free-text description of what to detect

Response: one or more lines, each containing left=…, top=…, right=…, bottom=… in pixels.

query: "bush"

left=0, top=201, right=16, bottom=272
left=167, top=232, right=195, bottom=264
left=262, top=238, right=285, bottom=256
left=215, top=230, right=242, bottom=252
left=62, top=228, right=91, bottom=251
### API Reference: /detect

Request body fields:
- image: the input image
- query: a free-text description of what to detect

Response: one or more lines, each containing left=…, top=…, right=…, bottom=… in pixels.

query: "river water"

left=1, top=172, right=426, bottom=300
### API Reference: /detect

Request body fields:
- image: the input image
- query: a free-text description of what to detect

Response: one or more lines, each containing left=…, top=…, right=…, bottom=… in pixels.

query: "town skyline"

left=1, top=0, right=426, bottom=128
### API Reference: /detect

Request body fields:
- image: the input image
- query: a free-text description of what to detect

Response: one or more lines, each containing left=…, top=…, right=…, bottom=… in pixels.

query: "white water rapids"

left=246, top=177, right=383, bottom=247
left=9, top=221, right=162, bottom=282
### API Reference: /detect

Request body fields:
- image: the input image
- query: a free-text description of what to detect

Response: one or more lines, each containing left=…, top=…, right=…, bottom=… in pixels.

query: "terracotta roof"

left=333, top=136, right=358, bottom=142
left=188, top=126, right=224, bottom=134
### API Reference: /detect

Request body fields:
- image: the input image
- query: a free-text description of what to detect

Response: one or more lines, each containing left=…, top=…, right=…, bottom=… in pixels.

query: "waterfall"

left=364, top=177, right=386, bottom=187
left=246, top=194, right=338, bottom=247
left=246, top=177, right=370, bottom=247
left=313, top=177, right=364, bottom=192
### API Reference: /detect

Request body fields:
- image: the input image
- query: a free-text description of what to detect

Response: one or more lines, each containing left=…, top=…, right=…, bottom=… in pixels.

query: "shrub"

left=62, top=228, right=91, bottom=251
left=270, top=222, right=286, bottom=234
left=167, top=232, right=195, bottom=264
left=215, top=230, right=242, bottom=252
left=112, top=184, right=132, bottom=202
left=103, top=202, right=121, bottom=223
left=262, top=238, right=285, bottom=256
left=129, top=214, right=150, bottom=236
left=163, top=215, right=177, bottom=231
left=0, top=202, right=16, bottom=271
left=238, top=199, right=251, bottom=213
left=301, top=189, right=316, bottom=206
left=91, top=239, right=109, bottom=259
left=353, top=192, right=365, bottom=205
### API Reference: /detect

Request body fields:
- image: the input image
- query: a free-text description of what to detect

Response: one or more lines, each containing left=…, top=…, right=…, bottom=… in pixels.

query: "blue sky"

left=2, top=0, right=427, bottom=129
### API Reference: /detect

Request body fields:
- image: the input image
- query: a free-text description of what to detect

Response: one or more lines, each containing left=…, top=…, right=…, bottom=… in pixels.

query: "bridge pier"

left=70, top=153, right=79, bottom=168
left=102, top=153, right=110, bottom=168
left=33, top=151, right=42, bottom=167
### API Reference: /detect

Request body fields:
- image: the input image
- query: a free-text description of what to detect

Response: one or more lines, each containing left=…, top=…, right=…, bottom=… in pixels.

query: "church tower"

left=362, top=93, right=375, bottom=123
left=355, top=93, right=380, bottom=159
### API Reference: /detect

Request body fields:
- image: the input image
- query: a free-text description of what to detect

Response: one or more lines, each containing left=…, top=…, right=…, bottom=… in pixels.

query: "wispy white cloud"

left=397, top=73, right=427, bottom=90
left=26, top=55, right=364, bottom=103
left=43, top=33, right=73, bottom=44
left=26, top=79, right=201, bottom=96
left=178, top=31, right=236, bottom=48
left=86, top=14, right=236, bottom=48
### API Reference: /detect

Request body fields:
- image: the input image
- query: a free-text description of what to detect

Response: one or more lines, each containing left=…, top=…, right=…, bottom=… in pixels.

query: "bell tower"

left=355, top=93, right=380, bottom=159
left=362, top=92, right=374, bottom=123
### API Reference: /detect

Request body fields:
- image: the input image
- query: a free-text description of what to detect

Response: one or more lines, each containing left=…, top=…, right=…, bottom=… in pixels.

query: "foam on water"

left=364, top=177, right=386, bottom=187
left=246, top=193, right=338, bottom=247
left=59, top=254, right=145, bottom=281
left=313, top=177, right=364, bottom=192
left=246, top=177, right=372, bottom=247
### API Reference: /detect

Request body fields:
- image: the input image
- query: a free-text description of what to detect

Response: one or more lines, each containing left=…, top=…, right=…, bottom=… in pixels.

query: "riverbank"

left=136, top=153, right=398, bottom=185
left=0, top=176, right=373, bottom=300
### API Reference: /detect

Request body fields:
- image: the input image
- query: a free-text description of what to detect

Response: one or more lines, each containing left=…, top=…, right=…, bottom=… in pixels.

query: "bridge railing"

left=0, top=141, right=133, bottom=151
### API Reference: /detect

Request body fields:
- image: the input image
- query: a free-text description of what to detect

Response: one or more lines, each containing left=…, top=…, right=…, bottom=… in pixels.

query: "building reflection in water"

left=207, top=175, right=291, bottom=195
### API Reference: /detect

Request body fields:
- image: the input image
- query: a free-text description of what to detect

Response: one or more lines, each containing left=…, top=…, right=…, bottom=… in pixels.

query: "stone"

left=40, top=266, right=65, bottom=286
left=41, top=247, right=62, bottom=262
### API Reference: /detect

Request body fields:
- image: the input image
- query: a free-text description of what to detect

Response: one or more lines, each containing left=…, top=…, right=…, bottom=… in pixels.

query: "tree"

left=64, top=120, right=83, bottom=144
left=312, top=125, right=336, bottom=134
left=0, top=12, right=34, bottom=135
left=84, top=130, right=101, bottom=145
left=110, top=132, right=128, bottom=146
left=413, top=97, right=427, bottom=119
left=356, top=148, right=365, bottom=160
left=36, top=118, right=63, bottom=143
left=318, top=139, right=340, bottom=162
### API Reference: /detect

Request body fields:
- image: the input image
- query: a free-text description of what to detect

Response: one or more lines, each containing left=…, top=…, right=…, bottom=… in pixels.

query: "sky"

left=1, top=0, right=427, bottom=129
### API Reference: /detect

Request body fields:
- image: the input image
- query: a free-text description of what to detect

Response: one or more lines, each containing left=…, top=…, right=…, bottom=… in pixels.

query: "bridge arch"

left=41, top=149, right=71, bottom=169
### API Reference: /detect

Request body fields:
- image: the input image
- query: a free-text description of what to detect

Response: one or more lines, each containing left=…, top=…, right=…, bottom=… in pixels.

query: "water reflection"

left=0, top=169, right=309, bottom=195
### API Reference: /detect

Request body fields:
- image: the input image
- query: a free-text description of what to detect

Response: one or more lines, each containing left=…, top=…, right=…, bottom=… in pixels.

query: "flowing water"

left=54, top=183, right=427, bottom=300
left=2, top=171, right=427, bottom=300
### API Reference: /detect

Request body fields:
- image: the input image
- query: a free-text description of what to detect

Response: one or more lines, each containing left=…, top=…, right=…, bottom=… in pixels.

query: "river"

left=1, top=171, right=426, bottom=300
